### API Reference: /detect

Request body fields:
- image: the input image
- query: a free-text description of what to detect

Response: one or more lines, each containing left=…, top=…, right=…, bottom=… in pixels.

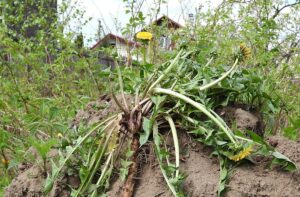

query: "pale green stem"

left=91, top=150, right=114, bottom=197
left=44, top=114, right=118, bottom=194
left=153, top=88, right=237, bottom=146
left=199, top=58, right=239, bottom=91
left=153, top=121, right=178, bottom=196
left=143, top=45, right=147, bottom=65
left=147, top=49, right=183, bottom=93
left=234, top=135, right=257, bottom=144
left=115, top=61, right=129, bottom=112
left=75, top=118, right=118, bottom=196
left=164, top=143, right=171, bottom=166
left=165, top=115, right=180, bottom=178
left=204, top=57, right=214, bottom=68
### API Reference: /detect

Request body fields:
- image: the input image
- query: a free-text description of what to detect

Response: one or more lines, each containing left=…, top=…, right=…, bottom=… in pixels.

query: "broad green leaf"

left=271, top=151, right=297, bottom=172
left=139, top=117, right=152, bottom=146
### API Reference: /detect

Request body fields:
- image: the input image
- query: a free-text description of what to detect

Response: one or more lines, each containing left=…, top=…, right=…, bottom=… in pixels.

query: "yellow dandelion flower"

left=230, top=146, right=253, bottom=162
left=136, top=31, right=153, bottom=40
left=240, top=43, right=251, bottom=60
left=57, top=133, right=63, bottom=139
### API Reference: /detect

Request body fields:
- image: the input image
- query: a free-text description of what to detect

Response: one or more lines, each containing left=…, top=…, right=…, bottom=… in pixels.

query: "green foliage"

left=283, top=118, right=300, bottom=140
left=218, top=156, right=231, bottom=197
left=31, top=138, right=58, bottom=161
left=0, top=0, right=106, bottom=192
left=30, top=138, right=58, bottom=175
left=153, top=121, right=185, bottom=196
left=44, top=115, right=117, bottom=194
left=120, top=150, right=134, bottom=181
left=122, top=0, right=146, bottom=35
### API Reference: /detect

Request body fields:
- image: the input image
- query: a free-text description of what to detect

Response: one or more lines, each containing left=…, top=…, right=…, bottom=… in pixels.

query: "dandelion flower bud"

left=240, top=43, right=251, bottom=60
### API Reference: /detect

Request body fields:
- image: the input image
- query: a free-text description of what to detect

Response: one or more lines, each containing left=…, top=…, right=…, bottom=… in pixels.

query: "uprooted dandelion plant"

left=45, top=45, right=296, bottom=197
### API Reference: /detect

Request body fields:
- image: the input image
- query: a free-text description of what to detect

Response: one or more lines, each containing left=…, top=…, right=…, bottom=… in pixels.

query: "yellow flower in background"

left=136, top=31, right=153, bottom=40
left=240, top=43, right=251, bottom=60
left=57, top=133, right=63, bottom=139
left=230, top=146, right=253, bottom=161
left=1, top=158, right=9, bottom=165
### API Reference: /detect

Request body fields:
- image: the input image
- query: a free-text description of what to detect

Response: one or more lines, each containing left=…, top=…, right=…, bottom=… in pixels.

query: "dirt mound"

left=94, top=104, right=300, bottom=197
left=4, top=148, right=79, bottom=197
left=5, top=164, right=70, bottom=197
left=216, top=105, right=265, bottom=136
left=226, top=136, right=300, bottom=196
left=71, top=94, right=134, bottom=127
left=6, top=100, right=300, bottom=197
left=107, top=134, right=300, bottom=197
left=107, top=137, right=220, bottom=197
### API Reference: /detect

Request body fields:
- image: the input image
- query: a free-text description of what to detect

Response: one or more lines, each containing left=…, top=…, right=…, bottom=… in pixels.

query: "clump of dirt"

left=71, top=94, right=134, bottom=127
left=4, top=148, right=79, bottom=197
left=216, top=105, right=265, bottom=136
left=5, top=164, right=70, bottom=197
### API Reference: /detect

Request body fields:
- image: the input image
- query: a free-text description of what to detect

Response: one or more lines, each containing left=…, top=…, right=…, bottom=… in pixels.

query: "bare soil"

left=108, top=134, right=300, bottom=197
left=4, top=148, right=79, bottom=197
left=71, top=94, right=135, bottom=127
left=5, top=100, right=300, bottom=197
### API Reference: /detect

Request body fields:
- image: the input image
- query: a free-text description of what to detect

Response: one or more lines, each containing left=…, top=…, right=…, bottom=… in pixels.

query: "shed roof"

left=142, top=15, right=183, bottom=31
left=91, top=33, right=141, bottom=50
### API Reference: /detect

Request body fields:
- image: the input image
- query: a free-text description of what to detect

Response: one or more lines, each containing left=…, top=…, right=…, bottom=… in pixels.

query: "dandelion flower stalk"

left=136, top=32, right=153, bottom=65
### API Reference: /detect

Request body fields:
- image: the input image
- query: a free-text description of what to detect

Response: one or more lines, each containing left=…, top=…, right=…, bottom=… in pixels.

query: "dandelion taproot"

left=136, top=31, right=153, bottom=40
left=230, top=146, right=253, bottom=161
